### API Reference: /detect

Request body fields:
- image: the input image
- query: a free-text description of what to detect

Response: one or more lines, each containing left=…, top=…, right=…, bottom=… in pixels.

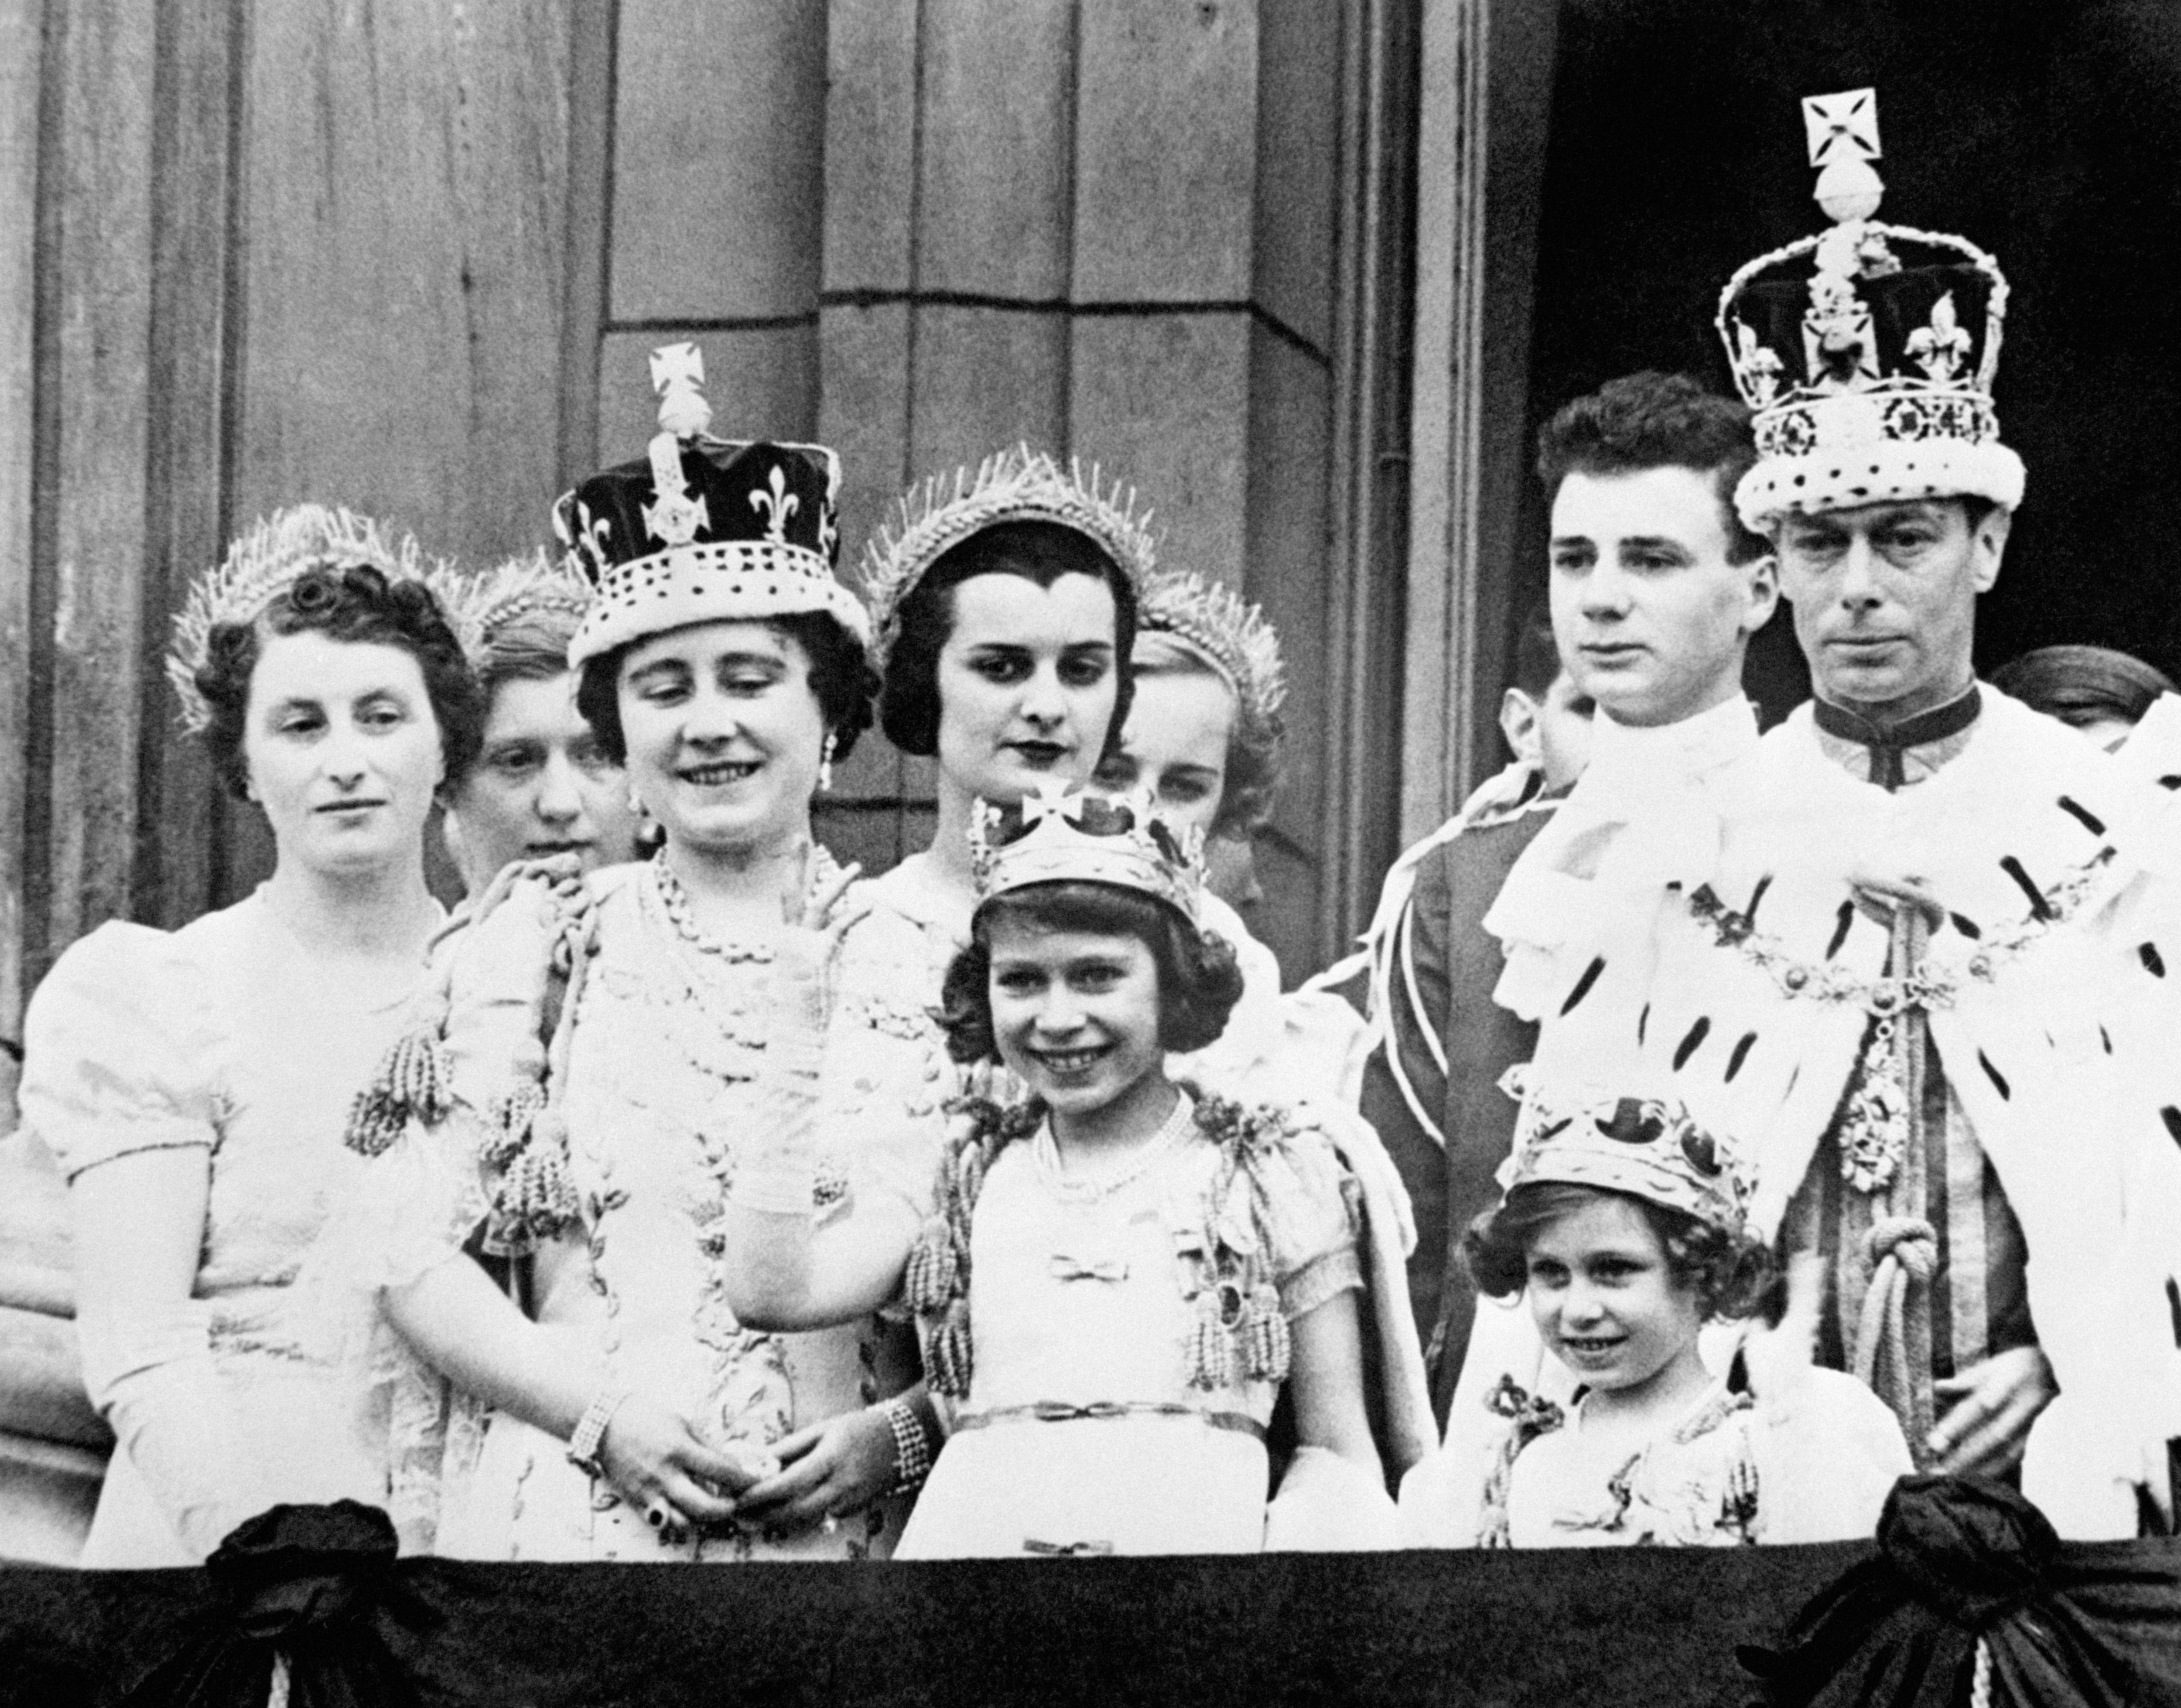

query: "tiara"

left=1496, top=1065, right=1755, bottom=1238
left=1138, top=570, right=1287, bottom=733
left=428, top=548, right=594, bottom=667
left=860, top=445, right=1158, bottom=660
left=968, top=783, right=1204, bottom=924
left=166, top=505, right=438, bottom=734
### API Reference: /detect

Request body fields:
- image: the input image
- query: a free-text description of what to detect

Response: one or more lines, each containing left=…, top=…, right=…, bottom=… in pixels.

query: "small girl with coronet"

left=1398, top=1069, right=1911, bottom=1547
left=721, top=786, right=1431, bottom=1555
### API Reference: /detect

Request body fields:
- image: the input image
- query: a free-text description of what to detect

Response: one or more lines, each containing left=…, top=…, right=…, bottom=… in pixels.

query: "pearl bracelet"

left=567, top=1386, right=631, bottom=1479
left=880, top=1394, right=934, bottom=1495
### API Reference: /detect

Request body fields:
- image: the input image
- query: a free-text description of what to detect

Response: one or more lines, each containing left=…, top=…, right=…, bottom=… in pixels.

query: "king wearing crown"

left=1473, top=91, right=2181, bottom=1541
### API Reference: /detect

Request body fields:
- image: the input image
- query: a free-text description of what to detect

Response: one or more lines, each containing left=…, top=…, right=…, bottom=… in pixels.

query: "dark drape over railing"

left=5, top=1483, right=2177, bottom=1708
left=1, top=1528, right=1861, bottom=1708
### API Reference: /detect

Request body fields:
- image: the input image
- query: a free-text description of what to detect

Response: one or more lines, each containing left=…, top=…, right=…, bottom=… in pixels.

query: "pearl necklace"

left=649, top=853, right=776, bottom=963
left=1033, top=1091, right=1196, bottom=1205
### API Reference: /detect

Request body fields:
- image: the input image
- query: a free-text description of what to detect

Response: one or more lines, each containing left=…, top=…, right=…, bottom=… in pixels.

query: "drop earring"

left=818, top=731, right=837, bottom=794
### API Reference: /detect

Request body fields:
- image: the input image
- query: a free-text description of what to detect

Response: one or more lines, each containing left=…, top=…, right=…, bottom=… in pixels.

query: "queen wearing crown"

left=324, top=346, right=950, bottom=1560
left=717, top=785, right=1431, bottom=1556
left=17, top=507, right=471, bottom=1565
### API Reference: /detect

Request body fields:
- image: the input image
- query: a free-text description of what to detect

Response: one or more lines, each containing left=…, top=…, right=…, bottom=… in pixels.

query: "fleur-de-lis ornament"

left=1733, top=321, right=1784, bottom=406
left=1906, top=292, right=1971, bottom=383
left=750, top=464, right=800, bottom=543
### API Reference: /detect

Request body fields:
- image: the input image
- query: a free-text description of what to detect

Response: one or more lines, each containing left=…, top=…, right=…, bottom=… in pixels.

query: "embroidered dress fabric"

left=16, top=893, right=430, bottom=1566
left=897, top=1100, right=1363, bottom=1557
left=1498, top=1373, right=1907, bottom=1548
left=342, top=861, right=950, bottom=1562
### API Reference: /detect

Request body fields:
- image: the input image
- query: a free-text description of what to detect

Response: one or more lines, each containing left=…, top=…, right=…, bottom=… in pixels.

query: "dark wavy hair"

left=938, top=879, right=1245, bottom=1064
left=878, top=520, right=1138, bottom=759
left=196, top=563, right=482, bottom=801
left=1461, top=1180, right=1774, bottom=1323
left=1990, top=644, right=2176, bottom=732
left=574, top=610, right=880, bottom=767
left=1535, top=371, right=1770, bottom=565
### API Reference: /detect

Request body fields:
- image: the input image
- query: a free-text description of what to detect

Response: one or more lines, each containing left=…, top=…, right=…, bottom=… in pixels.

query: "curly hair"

left=876, top=519, right=1138, bottom=760
left=1535, top=371, right=1770, bottom=566
left=195, top=563, right=482, bottom=801
left=937, top=880, right=1245, bottom=1064
left=1461, top=1180, right=1775, bottom=1323
left=573, top=609, right=880, bottom=768
left=1127, top=632, right=1283, bottom=841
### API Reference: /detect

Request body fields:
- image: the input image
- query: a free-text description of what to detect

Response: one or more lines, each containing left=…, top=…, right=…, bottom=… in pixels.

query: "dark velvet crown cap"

left=551, top=343, right=869, bottom=665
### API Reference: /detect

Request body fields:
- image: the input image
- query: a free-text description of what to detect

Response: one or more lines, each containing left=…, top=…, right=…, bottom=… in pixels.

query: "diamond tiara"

left=860, top=444, right=1157, bottom=659
left=167, top=505, right=441, bottom=734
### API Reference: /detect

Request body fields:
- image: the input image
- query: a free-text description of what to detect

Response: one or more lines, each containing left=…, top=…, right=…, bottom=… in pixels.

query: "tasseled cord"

left=1181, top=1095, right=1293, bottom=1392
left=342, top=872, right=594, bottom=1255
left=911, top=1100, right=1036, bottom=1401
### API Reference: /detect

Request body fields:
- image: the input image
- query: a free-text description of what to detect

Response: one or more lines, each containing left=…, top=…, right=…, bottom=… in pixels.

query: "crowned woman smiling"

left=324, top=346, right=950, bottom=1560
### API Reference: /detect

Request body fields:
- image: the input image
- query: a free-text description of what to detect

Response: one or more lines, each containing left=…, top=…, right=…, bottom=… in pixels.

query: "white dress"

left=352, top=860, right=951, bottom=1561
left=17, top=891, right=428, bottom=1566
left=1399, top=1358, right=1913, bottom=1547
left=864, top=854, right=1436, bottom=1479
left=898, top=1093, right=1365, bottom=1557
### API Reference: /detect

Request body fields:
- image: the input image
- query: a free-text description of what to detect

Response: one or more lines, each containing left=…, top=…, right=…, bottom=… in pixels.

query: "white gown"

left=17, top=892, right=428, bottom=1565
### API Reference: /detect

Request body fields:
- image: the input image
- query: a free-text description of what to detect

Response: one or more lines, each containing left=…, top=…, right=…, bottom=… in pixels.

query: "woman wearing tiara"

left=331, top=348, right=949, bottom=1561
left=16, top=507, right=472, bottom=1565
left=434, top=550, right=647, bottom=895
left=858, top=446, right=1149, bottom=995
left=1093, top=569, right=1373, bottom=1109
left=718, top=789, right=1431, bottom=1555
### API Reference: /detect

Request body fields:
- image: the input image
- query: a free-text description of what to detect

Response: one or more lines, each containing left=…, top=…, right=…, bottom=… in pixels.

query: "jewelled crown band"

left=861, top=444, right=1158, bottom=662
left=969, top=783, right=1206, bottom=926
left=1497, top=1065, right=1756, bottom=1239
left=1716, top=88, right=2024, bottom=532
left=166, top=505, right=441, bottom=735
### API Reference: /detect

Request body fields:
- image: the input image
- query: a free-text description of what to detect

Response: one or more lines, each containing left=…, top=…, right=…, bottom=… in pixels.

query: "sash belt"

left=954, top=1399, right=1267, bottom=1440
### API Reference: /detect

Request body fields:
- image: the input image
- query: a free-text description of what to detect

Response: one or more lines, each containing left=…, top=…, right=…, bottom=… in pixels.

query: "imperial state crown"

left=1716, top=88, right=2025, bottom=533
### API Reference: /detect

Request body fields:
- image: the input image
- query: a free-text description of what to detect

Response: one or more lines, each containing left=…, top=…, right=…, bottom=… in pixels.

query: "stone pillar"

left=816, top=0, right=1375, bottom=979
left=1402, top=0, right=1556, bottom=842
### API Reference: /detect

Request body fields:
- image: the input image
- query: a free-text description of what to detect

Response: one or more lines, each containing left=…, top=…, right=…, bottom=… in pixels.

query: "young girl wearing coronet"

left=1398, top=1069, right=1911, bottom=1547
left=721, top=787, right=1432, bottom=1555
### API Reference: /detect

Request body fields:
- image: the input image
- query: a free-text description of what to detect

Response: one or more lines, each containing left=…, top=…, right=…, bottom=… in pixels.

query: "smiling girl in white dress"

left=1397, top=1072, right=1911, bottom=1547
left=720, top=788, right=1430, bottom=1555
